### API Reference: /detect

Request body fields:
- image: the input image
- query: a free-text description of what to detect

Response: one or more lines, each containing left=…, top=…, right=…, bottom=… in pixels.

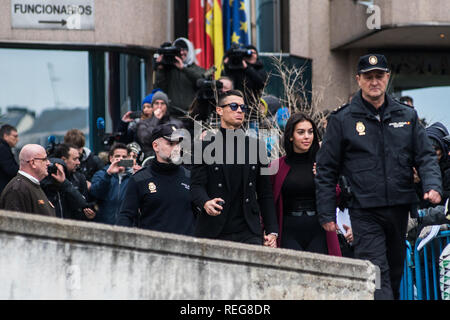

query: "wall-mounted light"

left=440, top=33, right=446, bottom=39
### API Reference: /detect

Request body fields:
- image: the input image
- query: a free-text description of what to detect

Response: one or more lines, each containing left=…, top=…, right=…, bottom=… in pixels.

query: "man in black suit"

left=191, top=90, right=278, bottom=246
left=0, top=124, right=19, bottom=194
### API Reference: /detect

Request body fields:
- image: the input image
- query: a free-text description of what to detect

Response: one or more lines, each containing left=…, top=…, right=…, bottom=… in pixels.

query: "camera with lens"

left=102, top=132, right=124, bottom=147
left=47, top=158, right=66, bottom=176
left=196, top=78, right=224, bottom=101
left=226, top=44, right=253, bottom=70
left=156, top=42, right=181, bottom=67
left=47, top=162, right=58, bottom=175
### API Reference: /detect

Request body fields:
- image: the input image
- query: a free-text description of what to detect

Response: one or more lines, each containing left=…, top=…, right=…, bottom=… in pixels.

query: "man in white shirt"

left=0, top=144, right=55, bottom=216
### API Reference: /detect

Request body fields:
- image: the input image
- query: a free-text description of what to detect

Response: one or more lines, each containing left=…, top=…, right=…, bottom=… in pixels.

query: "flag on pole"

left=223, top=0, right=250, bottom=50
left=205, top=0, right=224, bottom=78
left=188, top=0, right=206, bottom=68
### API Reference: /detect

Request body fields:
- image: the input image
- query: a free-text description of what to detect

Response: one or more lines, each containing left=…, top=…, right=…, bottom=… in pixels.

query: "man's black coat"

left=0, top=139, right=19, bottom=194
left=191, top=129, right=278, bottom=238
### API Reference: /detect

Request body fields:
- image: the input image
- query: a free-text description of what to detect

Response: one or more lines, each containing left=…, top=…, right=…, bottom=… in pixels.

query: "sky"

left=0, top=48, right=89, bottom=116
left=402, top=86, right=450, bottom=130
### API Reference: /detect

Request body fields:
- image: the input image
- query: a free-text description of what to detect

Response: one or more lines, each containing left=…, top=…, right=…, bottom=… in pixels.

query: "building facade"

left=1, top=0, right=449, bottom=152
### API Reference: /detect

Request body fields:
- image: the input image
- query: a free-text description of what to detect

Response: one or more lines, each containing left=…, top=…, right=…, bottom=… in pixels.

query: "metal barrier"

left=400, top=240, right=414, bottom=300
left=413, top=230, right=450, bottom=300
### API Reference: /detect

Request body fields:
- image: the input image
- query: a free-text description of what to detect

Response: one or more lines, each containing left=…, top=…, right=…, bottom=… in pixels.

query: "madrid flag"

left=188, top=0, right=206, bottom=68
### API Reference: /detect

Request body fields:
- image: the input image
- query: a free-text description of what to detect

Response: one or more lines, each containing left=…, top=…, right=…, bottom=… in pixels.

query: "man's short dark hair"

left=108, top=142, right=129, bottom=157
left=0, top=124, right=17, bottom=138
left=218, top=89, right=244, bottom=107
left=64, top=129, right=86, bottom=149
left=51, top=143, right=79, bottom=159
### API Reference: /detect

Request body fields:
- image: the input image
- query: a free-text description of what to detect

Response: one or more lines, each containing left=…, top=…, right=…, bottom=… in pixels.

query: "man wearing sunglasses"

left=191, top=90, right=278, bottom=247
left=0, top=144, right=55, bottom=217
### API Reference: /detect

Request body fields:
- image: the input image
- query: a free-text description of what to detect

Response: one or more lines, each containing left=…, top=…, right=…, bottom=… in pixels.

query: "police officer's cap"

left=150, top=123, right=183, bottom=144
left=357, top=54, right=390, bottom=74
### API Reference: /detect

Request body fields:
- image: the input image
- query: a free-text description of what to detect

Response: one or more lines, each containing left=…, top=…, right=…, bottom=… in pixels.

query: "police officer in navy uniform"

left=315, top=54, right=442, bottom=300
left=116, top=123, right=195, bottom=236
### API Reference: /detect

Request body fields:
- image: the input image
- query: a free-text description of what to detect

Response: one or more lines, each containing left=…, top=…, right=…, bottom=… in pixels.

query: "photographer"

left=188, top=77, right=225, bottom=131
left=117, top=89, right=161, bottom=144
left=222, top=44, right=268, bottom=106
left=154, top=37, right=206, bottom=117
left=89, top=143, right=141, bottom=225
left=41, top=143, right=95, bottom=221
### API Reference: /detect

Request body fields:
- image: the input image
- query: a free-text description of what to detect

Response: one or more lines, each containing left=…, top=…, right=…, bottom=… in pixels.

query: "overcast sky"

left=403, top=86, right=450, bottom=130
left=0, top=48, right=89, bottom=116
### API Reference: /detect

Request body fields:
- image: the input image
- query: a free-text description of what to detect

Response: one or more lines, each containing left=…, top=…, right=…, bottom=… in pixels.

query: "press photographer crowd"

left=0, top=37, right=449, bottom=300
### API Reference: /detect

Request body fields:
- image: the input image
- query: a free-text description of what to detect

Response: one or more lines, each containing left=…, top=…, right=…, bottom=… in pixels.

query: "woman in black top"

left=270, top=112, right=341, bottom=255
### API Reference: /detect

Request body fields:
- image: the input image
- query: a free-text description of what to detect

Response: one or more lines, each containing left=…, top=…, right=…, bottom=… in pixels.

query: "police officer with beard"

left=315, top=54, right=442, bottom=300
left=116, top=123, right=195, bottom=236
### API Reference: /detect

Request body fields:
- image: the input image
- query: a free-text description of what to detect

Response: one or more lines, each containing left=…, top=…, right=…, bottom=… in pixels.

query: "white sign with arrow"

left=11, top=0, right=94, bottom=30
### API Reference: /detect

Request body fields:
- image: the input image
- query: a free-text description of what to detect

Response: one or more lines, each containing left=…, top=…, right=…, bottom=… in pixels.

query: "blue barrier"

left=400, top=240, right=414, bottom=300
left=414, top=230, right=450, bottom=300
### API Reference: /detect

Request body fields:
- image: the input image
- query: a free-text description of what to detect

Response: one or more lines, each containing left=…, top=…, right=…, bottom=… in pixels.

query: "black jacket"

left=41, top=160, right=90, bottom=220
left=79, top=148, right=105, bottom=182
left=315, top=91, right=442, bottom=226
left=0, top=139, right=19, bottom=194
left=117, top=159, right=195, bottom=236
left=190, top=128, right=278, bottom=238
left=222, top=59, right=267, bottom=104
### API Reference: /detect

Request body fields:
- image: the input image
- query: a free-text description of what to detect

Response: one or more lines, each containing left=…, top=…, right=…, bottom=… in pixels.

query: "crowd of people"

left=0, top=40, right=449, bottom=300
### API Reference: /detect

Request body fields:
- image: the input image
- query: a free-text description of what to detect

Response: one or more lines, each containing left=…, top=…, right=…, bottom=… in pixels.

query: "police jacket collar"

left=350, top=90, right=404, bottom=121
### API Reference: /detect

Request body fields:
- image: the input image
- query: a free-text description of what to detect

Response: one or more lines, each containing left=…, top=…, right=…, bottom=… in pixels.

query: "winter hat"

left=426, top=122, right=449, bottom=161
left=261, top=95, right=282, bottom=116
left=151, top=91, right=169, bottom=106
left=142, top=88, right=163, bottom=109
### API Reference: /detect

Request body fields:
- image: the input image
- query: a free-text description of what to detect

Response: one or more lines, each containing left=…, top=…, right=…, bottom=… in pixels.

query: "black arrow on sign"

left=38, top=19, right=67, bottom=26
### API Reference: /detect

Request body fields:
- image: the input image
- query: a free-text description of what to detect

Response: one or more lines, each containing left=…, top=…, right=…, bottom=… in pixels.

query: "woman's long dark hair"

left=283, top=112, right=320, bottom=159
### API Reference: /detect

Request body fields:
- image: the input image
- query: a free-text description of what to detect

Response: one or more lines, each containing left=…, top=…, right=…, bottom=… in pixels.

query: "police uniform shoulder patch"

left=331, top=103, right=349, bottom=114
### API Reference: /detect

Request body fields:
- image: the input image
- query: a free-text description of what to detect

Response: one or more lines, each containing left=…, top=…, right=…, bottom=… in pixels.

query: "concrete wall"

left=0, top=210, right=377, bottom=300
left=0, top=0, right=170, bottom=48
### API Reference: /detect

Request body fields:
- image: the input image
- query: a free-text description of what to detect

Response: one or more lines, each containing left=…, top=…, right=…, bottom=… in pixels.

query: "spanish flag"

left=205, top=0, right=224, bottom=79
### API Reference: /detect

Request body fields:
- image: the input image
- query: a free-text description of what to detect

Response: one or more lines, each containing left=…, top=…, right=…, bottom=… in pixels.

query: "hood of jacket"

left=426, top=122, right=449, bottom=162
left=173, top=37, right=196, bottom=67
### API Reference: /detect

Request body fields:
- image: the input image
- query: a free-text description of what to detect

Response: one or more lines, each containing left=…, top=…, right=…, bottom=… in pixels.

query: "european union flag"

left=223, top=0, right=249, bottom=50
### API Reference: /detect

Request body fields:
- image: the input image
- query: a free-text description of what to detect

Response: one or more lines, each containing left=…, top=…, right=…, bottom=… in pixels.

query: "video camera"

left=156, top=42, right=181, bottom=67
left=225, top=44, right=253, bottom=70
left=96, top=117, right=125, bottom=148
left=196, top=78, right=223, bottom=101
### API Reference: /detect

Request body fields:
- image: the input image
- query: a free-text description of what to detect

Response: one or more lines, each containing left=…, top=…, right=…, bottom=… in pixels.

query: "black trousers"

left=281, top=214, right=328, bottom=254
left=217, top=227, right=263, bottom=246
left=350, top=205, right=409, bottom=300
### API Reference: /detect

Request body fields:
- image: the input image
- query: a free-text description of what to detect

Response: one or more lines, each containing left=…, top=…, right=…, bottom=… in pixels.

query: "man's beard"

left=160, top=148, right=181, bottom=165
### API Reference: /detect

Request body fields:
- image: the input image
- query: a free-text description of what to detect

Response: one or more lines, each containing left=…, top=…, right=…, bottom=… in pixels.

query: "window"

left=0, top=47, right=148, bottom=153
left=255, top=0, right=289, bottom=52
left=0, top=48, right=89, bottom=149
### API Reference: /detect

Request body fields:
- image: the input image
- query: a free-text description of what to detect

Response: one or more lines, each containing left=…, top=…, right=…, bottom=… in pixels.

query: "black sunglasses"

left=220, top=103, right=248, bottom=112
